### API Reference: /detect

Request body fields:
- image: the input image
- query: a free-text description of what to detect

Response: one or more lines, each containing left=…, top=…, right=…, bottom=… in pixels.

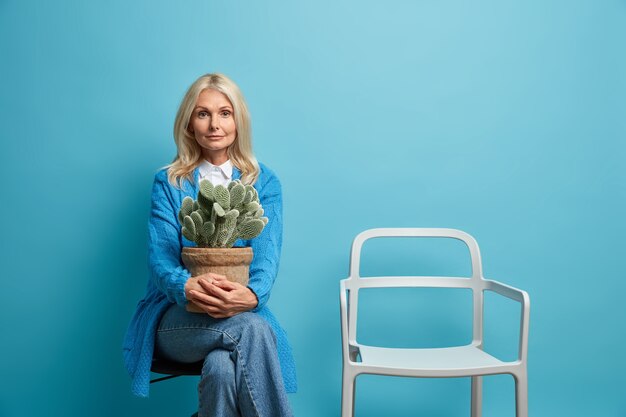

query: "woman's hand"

left=184, top=275, right=205, bottom=299
left=187, top=273, right=259, bottom=318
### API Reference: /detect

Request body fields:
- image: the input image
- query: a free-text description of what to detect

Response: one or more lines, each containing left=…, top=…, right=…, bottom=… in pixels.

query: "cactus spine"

left=179, top=179, right=269, bottom=248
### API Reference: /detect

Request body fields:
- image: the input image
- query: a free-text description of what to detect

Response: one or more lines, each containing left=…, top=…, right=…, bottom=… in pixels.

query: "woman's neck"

left=202, top=151, right=229, bottom=166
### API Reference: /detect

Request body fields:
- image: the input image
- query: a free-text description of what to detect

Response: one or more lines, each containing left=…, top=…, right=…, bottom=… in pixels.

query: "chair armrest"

left=339, top=280, right=359, bottom=362
left=483, top=279, right=530, bottom=363
left=339, top=280, right=349, bottom=359
left=339, top=280, right=347, bottom=320
left=484, top=280, right=527, bottom=303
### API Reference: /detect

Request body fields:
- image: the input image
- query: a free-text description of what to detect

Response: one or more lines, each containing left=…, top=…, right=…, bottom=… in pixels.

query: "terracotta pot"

left=181, top=247, right=253, bottom=313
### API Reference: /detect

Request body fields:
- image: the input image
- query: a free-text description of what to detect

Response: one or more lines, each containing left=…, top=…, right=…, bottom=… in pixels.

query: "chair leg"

left=341, top=370, right=356, bottom=417
left=514, top=372, right=528, bottom=417
left=471, top=376, right=482, bottom=417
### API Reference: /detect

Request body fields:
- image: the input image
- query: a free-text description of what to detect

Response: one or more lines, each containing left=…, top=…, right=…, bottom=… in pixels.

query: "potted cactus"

left=178, top=178, right=268, bottom=312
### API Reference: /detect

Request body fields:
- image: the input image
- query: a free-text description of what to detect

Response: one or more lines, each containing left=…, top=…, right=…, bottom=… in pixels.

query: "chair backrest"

left=344, top=228, right=487, bottom=346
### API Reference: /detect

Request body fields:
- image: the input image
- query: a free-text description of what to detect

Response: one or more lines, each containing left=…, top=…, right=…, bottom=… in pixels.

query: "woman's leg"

left=155, top=304, right=293, bottom=417
left=199, top=349, right=238, bottom=417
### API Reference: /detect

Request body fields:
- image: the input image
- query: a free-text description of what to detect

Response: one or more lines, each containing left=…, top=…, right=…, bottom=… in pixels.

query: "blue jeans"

left=155, top=304, right=294, bottom=417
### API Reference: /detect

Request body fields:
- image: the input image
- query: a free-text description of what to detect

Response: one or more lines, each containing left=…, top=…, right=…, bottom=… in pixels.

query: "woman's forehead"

left=196, top=88, right=233, bottom=108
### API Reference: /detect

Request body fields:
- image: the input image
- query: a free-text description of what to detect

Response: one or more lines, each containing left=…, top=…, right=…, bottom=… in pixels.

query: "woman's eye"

left=221, top=111, right=231, bottom=117
left=198, top=111, right=208, bottom=118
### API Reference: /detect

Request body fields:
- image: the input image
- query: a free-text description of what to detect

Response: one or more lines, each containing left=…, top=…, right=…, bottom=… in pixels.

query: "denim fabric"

left=155, top=305, right=294, bottom=417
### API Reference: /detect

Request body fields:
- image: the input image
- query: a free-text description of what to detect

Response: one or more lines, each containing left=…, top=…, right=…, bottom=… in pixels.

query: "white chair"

left=340, top=228, right=529, bottom=417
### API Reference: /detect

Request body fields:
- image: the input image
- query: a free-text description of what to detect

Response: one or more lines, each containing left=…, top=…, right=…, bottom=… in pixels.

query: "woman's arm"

left=247, top=172, right=283, bottom=311
left=148, top=174, right=190, bottom=305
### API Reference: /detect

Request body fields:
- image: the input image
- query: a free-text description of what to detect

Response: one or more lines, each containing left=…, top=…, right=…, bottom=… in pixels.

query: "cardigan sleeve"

left=148, top=173, right=190, bottom=306
left=247, top=171, right=283, bottom=312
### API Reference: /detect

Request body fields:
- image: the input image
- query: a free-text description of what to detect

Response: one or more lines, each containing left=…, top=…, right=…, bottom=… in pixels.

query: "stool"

left=150, top=359, right=203, bottom=383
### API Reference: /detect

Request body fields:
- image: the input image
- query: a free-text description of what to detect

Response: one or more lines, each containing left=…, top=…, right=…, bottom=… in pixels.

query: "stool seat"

left=150, top=359, right=203, bottom=383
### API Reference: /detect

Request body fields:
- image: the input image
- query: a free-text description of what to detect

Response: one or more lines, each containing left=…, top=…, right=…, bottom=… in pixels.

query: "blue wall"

left=1, top=1, right=625, bottom=416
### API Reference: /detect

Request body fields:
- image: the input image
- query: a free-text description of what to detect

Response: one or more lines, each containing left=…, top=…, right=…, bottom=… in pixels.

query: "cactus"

left=178, top=179, right=269, bottom=248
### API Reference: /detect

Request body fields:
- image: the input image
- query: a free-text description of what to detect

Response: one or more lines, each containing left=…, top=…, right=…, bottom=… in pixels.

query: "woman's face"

left=189, top=88, right=237, bottom=163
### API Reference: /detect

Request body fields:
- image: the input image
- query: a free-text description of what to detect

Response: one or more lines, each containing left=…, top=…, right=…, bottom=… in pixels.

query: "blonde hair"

left=166, top=73, right=259, bottom=188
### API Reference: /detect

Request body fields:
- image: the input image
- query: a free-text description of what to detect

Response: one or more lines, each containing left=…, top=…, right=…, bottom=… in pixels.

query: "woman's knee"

left=242, top=312, right=274, bottom=336
left=202, top=349, right=235, bottom=381
left=236, top=313, right=275, bottom=341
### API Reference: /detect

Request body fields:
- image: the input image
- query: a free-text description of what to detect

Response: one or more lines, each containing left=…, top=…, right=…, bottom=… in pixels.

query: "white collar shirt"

left=198, top=159, right=233, bottom=187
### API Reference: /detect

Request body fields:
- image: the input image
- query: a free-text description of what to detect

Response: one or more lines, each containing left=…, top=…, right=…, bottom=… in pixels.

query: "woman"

left=123, top=73, right=296, bottom=417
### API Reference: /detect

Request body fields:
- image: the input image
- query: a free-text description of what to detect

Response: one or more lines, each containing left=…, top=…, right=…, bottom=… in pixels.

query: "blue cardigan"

left=123, top=162, right=297, bottom=397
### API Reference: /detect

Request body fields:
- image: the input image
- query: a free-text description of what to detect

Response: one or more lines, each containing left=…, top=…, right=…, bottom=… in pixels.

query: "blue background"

left=1, top=0, right=625, bottom=416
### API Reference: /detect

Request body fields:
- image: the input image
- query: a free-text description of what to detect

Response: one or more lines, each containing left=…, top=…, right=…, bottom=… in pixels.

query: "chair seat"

left=355, top=344, right=508, bottom=375
left=151, top=358, right=203, bottom=376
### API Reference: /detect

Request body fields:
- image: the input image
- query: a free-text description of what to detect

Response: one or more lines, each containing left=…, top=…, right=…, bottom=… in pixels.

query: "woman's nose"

left=209, top=115, right=220, bottom=130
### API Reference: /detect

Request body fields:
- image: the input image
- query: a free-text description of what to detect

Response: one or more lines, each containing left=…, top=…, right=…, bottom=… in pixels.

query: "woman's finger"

left=190, top=290, right=223, bottom=307
left=207, top=272, right=228, bottom=281
left=200, top=303, right=235, bottom=319
left=202, top=306, right=225, bottom=318
left=198, top=278, right=233, bottom=301
left=212, top=279, right=240, bottom=291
